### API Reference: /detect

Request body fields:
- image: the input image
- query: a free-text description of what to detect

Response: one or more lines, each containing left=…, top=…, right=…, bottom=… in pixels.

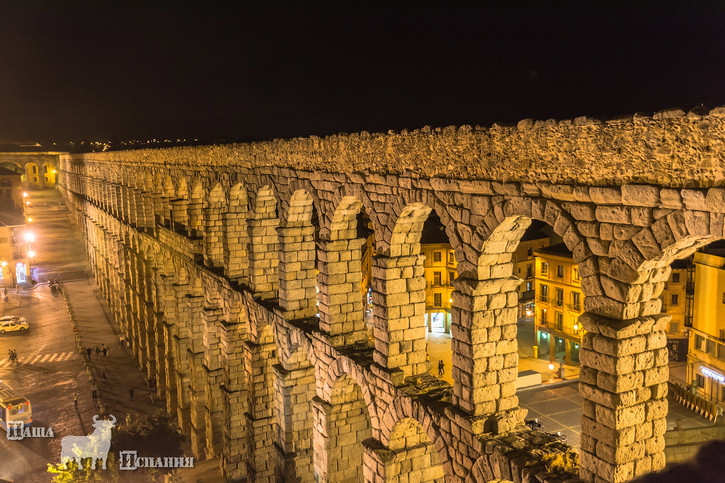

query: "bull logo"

left=60, top=415, right=116, bottom=470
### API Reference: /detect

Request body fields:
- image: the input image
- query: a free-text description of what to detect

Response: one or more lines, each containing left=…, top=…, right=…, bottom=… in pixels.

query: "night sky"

left=1, top=1, right=724, bottom=145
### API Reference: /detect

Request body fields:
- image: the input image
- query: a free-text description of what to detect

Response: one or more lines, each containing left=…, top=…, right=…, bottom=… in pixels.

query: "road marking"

left=0, top=351, right=79, bottom=368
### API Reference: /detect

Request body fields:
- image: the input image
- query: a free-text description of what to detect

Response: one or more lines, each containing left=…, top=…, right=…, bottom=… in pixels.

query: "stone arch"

left=224, top=183, right=249, bottom=283
left=317, top=194, right=375, bottom=345
left=383, top=417, right=446, bottom=483
left=248, top=185, right=279, bottom=298
left=188, top=179, right=204, bottom=237
left=279, top=189, right=319, bottom=319
left=373, top=197, right=464, bottom=381
left=204, top=183, right=225, bottom=268
left=315, top=367, right=375, bottom=483
left=273, top=339, right=317, bottom=482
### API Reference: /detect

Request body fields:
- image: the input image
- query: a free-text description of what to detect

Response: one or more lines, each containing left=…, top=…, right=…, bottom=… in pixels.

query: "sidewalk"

left=62, top=279, right=160, bottom=417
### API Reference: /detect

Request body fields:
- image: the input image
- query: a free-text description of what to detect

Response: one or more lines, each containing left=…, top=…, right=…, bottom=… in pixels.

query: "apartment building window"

left=32, top=166, right=37, bottom=174
left=434, top=293, right=442, bottom=307
left=696, top=373, right=705, bottom=388
left=572, top=268, right=579, bottom=281
left=556, top=312, right=563, bottom=331
left=434, top=272, right=441, bottom=286
left=717, top=343, right=725, bottom=361
left=722, top=292, right=725, bottom=304
left=449, top=271, right=455, bottom=284
left=672, top=273, right=680, bottom=283
left=447, top=252, right=454, bottom=264
left=670, top=322, right=680, bottom=334
left=525, top=281, right=532, bottom=291
left=526, top=264, right=533, bottom=278
left=527, top=248, right=533, bottom=257
left=541, top=309, right=548, bottom=323
left=540, top=284, right=548, bottom=302
left=671, top=294, right=679, bottom=306
left=572, top=292, right=581, bottom=311
left=557, top=265, right=564, bottom=278
left=707, top=339, right=717, bottom=356
left=433, top=252, right=441, bottom=263
left=555, top=288, right=564, bottom=307
left=695, top=334, right=705, bottom=351
left=541, top=262, right=548, bottom=275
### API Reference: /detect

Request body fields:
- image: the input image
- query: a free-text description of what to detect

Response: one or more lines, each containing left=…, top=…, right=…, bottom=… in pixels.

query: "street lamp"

left=27, top=250, right=35, bottom=258
left=24, top=232, right=35, bottom=243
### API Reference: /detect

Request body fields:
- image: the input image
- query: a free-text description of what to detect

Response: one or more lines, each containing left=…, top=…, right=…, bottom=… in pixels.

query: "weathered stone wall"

left=663, top=425, right=725, bottom=464
left=55, top=108, right=725, bottom=483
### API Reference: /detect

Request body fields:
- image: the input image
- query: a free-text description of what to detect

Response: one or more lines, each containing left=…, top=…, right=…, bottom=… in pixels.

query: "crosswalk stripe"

left=0, top=351, right=81, bottom=367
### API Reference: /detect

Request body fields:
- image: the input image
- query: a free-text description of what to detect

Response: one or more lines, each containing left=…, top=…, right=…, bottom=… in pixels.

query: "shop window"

left=555, top=288, right=563, bottom=307
left=671, top=294, right=679, bottom=306
left=540, top=284, right=548, bottom=302
left=557, top=265, right=564, bottom=278
left=433, top=252, right=441, bottom=263
left=672, top=272, right=680, bottom=283
left=434, top=293, right=442, bottom=307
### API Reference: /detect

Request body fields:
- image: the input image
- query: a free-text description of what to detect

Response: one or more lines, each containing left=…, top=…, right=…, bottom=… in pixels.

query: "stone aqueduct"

left=56, top=108, right=725, bottom=483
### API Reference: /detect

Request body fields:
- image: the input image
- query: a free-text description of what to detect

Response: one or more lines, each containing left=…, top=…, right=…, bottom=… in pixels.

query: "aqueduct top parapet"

left=80, top=106, right=725, bottom=186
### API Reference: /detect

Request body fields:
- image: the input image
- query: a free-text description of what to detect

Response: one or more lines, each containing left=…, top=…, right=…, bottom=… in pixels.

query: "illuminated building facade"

left=690, top=244, right=725, bottom=409
left=0, top=212, right=33, bottom=288
left=660, top=259, right=694, bottom=362
left=421, top=242, right=456, bottom=334
left=0, top=166, right=24, bottom=212
left=514, top=228, right=550, bottom=318
left=533, top=243, right=583, bottom=364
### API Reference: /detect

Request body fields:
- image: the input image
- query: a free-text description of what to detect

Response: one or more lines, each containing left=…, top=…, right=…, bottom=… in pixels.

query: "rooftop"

left=534, top=242, right=573, bottom=259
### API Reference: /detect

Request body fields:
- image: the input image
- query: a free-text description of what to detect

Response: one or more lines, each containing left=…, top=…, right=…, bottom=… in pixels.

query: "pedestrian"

left=128, top=388, right=134, bottom=400
left=102, top=369, right=106, bottom=380
left=95, top=346, right=101, bottom=356
left=437, top=360, right=444, bottom=377
left=73, top=393, right=78, bottom=409
left=11, top=350, right=18, bottom=364
left=86, top=347, right=92, bottom=359
left=103, top=346, right=108, bottom=357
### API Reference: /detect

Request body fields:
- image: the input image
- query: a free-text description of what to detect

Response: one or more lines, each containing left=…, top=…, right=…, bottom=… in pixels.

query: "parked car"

left=0, top=316, right=29, bottom=333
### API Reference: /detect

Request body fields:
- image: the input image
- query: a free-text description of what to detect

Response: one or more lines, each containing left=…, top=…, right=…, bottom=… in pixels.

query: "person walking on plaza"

left=73, top=393, right=78, bottom=409
left=102, top=343, right=108, bottom=357
left=86, top=347, right=92, bottom=359
left=437, top=360, right=444, bottom=377
left=95, top=346, right=101, bottom=356
left=128, top=388, right=134, bottom=400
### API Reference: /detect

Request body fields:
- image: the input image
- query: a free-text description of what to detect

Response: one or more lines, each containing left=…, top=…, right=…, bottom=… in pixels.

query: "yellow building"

left=660, top=259, right=694, bottom=362
left=690, top=245, right=725, bottom=408
left=533, top=243, right=583, bottom=364
left=514, top=229, right=550, bottom=318
left=0, top=212, right=33, bottom=288
left=421, top=243, right=457, bottom=334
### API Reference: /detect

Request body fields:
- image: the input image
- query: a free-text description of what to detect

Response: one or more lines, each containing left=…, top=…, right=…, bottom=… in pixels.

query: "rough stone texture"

left=55, top=112, right=725, bottom=482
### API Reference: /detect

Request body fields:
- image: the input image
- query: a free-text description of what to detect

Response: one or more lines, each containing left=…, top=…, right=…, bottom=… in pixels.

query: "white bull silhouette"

left=60, top=414, right=116, bottom=470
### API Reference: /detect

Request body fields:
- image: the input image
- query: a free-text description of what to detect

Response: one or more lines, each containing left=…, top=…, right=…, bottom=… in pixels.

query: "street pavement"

left=1, top=189, right=221, bottom=482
